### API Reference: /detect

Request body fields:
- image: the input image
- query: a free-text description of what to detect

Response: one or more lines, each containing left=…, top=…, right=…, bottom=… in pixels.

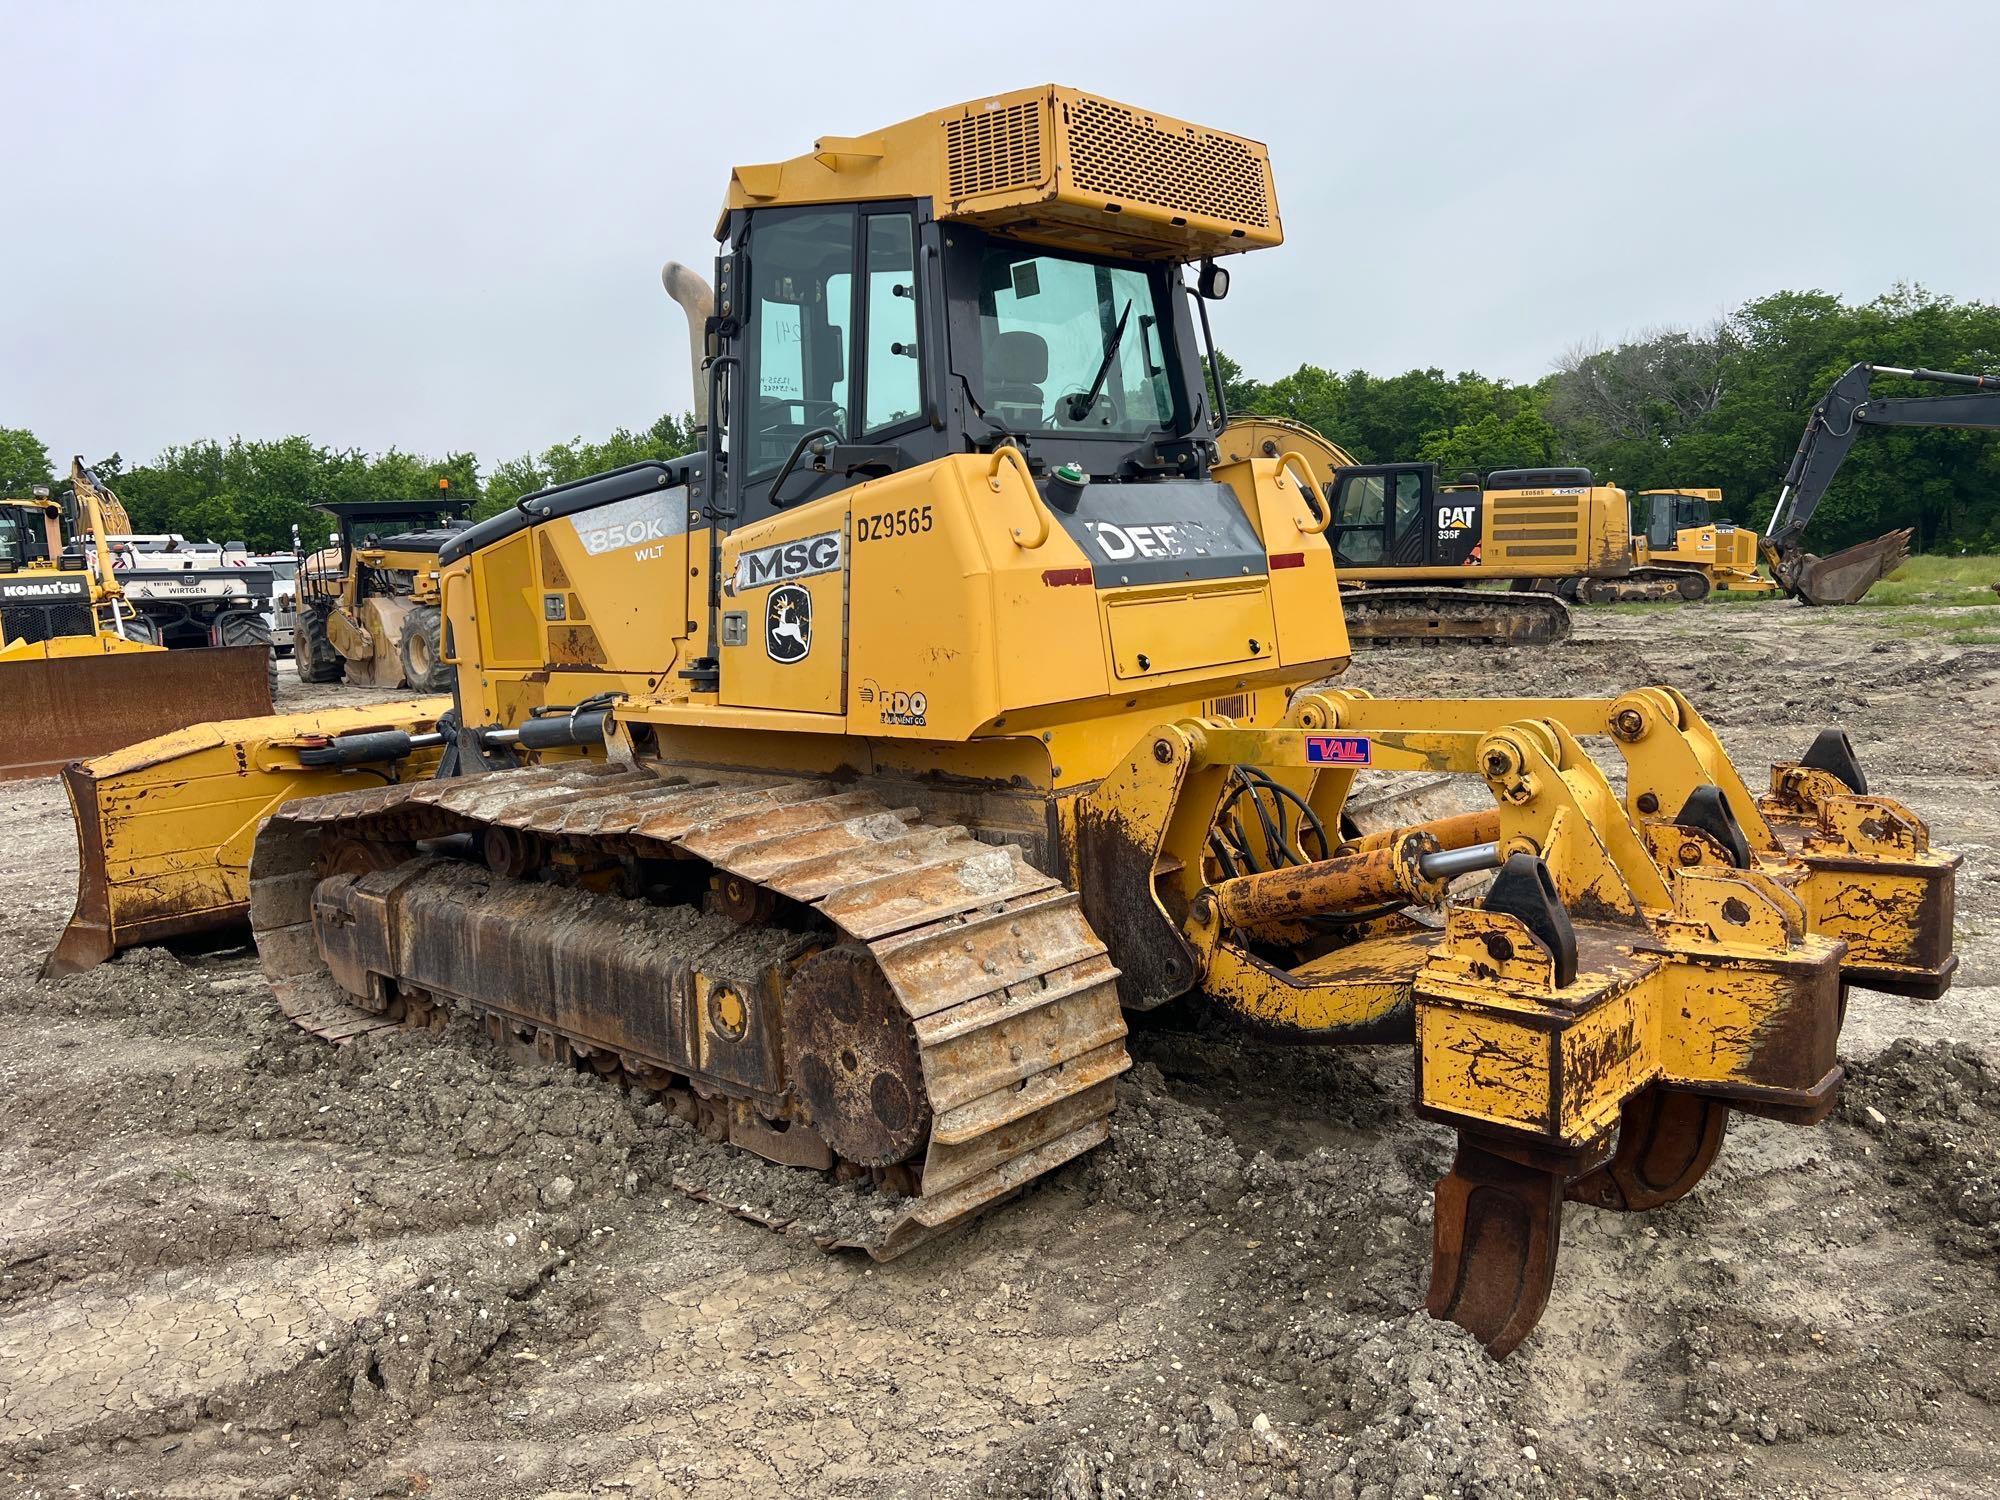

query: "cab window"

left=1333, top=474, right=1387, bottom=563
left=863, top=214, right=921, bottom=431
left=744, top=208, right=856, bottom=475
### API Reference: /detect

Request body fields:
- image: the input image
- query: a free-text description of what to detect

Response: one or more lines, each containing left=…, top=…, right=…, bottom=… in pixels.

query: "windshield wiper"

left=1066, top=300, right=1134, bottom=423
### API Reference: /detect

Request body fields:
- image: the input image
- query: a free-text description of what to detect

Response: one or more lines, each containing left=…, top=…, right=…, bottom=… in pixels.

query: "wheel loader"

left=46, top=86, right=1958, bottom=1358
left=1, top=463, right=272, bottom=780
left=296, top=492, right=471, bottom=690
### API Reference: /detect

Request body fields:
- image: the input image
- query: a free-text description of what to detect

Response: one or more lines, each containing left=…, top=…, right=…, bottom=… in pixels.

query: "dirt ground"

left=3, top=601, right=1997, bottom=1500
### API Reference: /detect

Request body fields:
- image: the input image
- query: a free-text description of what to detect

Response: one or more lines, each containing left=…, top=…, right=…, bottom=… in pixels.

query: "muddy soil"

left=2, top=603, right=1996, bottom=1499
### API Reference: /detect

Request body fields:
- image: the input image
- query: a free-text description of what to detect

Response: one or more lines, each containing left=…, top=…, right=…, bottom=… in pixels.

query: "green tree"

left=0, top=427, right=54, bottom=496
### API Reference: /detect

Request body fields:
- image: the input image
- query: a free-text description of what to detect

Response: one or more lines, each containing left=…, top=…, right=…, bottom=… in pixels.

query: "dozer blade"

left=0, top=644, right=273, bottom=782
left=1785, top=528, right=1911, bottom=605
left=44, top=697, right=448, bottom=976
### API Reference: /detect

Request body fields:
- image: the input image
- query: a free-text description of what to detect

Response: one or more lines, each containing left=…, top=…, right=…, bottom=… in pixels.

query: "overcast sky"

left=5, top=0, right=1994, bottom=472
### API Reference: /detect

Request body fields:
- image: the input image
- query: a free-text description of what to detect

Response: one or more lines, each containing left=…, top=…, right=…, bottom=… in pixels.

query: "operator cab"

left=1324, top=463, right=1488, bottom=570
left=1641, top=490, right=1712, bottom=550
left=722, top=208, right=1218, bottom=526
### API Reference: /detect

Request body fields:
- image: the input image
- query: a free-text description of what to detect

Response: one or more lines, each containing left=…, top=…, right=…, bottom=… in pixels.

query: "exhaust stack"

left=660, top=261, right=715, bottom=428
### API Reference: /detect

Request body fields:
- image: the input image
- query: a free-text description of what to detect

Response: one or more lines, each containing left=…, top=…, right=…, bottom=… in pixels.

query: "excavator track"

left=247, top=761, right=1131, bottom=1258
left=1342, top=586, right=1572, bottom=646
left=1577, top=568, right=1707, bottom=604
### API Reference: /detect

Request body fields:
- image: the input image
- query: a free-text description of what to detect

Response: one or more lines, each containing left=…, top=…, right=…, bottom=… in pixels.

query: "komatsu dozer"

left=49, top=87, right=1959, bottom=1357
left=1, top=463, right=273, bottom=780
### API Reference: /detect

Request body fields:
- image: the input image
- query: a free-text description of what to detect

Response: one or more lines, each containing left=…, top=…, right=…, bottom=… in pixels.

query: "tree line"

left=1219, top=284, right=2000, bottom=553
left=4, top=284, right=1995, bottom=555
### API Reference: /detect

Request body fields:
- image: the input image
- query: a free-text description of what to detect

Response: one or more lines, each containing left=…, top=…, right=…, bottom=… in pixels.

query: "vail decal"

left=765, top=585, right=812, bottom=663
left=733, top=530, right=843, bottom=592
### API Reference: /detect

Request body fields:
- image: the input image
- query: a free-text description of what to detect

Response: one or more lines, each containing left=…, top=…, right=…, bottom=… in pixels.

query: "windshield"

left=962, top=237, right=1178, bottom=437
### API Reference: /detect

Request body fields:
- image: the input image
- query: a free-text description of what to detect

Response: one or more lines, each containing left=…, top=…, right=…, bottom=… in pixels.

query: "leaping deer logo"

left=766, top=585, right=811, bottom=662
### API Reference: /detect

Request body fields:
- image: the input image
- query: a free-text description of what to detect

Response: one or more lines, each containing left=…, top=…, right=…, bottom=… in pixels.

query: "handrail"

left=990, top=446, right=1049, bottom=548
left=1276, top=451, right=1329, bottom=534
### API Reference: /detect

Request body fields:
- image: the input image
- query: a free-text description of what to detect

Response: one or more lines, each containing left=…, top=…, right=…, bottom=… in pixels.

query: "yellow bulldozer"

left=1630, top=488, right=1776, bottom=596
left=1, top=461, right=273, bottom=779
left=45, top=87, right=1958, bottom=1358
left=296, top=491, right=471, bottom=690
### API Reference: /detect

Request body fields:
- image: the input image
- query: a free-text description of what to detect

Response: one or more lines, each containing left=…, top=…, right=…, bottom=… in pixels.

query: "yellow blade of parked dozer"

left=44, top=696, right=450, bottom=976
left=0, top=643, right=276, bottom=782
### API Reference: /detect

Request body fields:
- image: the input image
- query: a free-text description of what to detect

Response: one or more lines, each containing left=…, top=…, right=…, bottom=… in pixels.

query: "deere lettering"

left=1085, top=521, right=1185, bottom=561
left=731, top=530, right=843, bottom=592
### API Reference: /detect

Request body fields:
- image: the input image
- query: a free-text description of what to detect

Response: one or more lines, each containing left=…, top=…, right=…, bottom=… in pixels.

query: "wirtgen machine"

left=1, top=461, right=272, bottom=779
left=48, top=87, right=1958, bottom=1357
left=297, top=492, right=471, bottom=690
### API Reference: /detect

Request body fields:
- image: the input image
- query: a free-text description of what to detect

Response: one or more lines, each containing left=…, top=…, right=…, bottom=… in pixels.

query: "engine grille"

left=945, top=101, right=1047, bottom=200
left=1062, top=94, right=1272, bottom=229
left=2, top=602, right=94, bottom=644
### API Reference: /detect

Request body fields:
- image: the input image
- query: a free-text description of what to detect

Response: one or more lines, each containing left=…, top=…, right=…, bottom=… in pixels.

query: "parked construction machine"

left=1220, top=420, right=1637, bottom=641
left=1630, top=488, right=1775, bottom=597
left=47, top=87, right=1958, bottom=1358
left=1, top=462, right=273, bottom=779
left=1763, top=362, right=2000, bottom=603
left=297, top=491, right=471, bottom=690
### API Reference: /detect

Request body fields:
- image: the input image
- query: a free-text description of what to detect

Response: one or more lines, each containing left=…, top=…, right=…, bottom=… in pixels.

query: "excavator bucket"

left=0, top=644, right=274, bottom=782
left=1785, top=528, right=1912, bottom=605
left=44, top=697, right=449, bottom=976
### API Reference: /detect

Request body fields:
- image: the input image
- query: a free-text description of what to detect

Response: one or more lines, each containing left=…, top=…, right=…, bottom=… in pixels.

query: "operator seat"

left=988, top=330, right=1049, bottom=430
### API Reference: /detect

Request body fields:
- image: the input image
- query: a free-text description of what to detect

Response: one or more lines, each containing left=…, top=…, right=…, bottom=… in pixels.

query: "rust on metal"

left=248, top=761, right=1131, bottom=1261
left=1427, top=1139, right=1566, bottom=1358
left=1565, top=1086, right=1730, bottom=1211
left=0, top=645, right=272, bottom=781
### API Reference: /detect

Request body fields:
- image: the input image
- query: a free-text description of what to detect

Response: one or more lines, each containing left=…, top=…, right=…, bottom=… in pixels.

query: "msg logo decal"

left=1304, top=735, right=1371, bottom=766
left=732, top=529, right=843, bottom=592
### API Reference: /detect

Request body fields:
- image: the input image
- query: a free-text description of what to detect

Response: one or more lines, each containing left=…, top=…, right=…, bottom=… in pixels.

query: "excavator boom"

left=1764, top=363, right=2000, bottom=603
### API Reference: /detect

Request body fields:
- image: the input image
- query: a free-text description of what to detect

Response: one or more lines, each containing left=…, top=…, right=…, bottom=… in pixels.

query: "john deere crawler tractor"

left=50, top=87, right=1957, bottom=1357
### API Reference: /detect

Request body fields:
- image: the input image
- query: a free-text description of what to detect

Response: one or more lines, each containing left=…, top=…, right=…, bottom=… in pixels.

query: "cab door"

left=1329, top=464, right=1434, bottom=572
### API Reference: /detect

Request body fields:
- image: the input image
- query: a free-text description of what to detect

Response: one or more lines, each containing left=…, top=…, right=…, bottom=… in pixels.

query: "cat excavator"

left=1764, top=363, right=2000, bottom=603
left=45, top=87, right=1958, bottom=1358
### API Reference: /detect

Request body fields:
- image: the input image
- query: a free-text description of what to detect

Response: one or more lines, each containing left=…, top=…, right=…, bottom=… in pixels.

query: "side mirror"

left=1196, top=259, right=1231, bottom=301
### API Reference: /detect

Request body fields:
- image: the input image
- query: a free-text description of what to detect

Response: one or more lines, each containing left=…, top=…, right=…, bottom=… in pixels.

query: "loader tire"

left=216, top=611, right=279, bottom=702
left=296, top=603, right=345, bottom=684
left=397, top=606, right=451, bottom=692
